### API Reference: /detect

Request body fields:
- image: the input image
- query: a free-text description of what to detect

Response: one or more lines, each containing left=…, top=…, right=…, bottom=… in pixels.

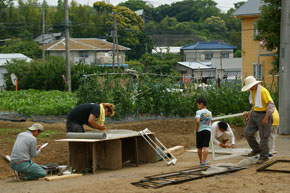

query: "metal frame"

left=139, top=128, right=177, bottom=165
left=131, top=166, right=246, bottom=189
left=257, top=159, right=290, bottom=173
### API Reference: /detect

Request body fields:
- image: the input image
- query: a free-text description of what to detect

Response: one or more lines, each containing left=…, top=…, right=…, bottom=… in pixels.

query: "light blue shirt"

left=195, top=108, right=212, bottom=132
left=10, top=131, right=40, bottom=162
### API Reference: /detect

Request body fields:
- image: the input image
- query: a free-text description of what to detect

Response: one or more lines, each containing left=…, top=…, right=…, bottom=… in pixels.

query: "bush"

left=76, top=75, right=260, bottom=119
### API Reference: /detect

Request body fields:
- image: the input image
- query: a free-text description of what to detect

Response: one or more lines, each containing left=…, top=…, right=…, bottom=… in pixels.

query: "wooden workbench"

left=56, top=132, right=156, bottom=174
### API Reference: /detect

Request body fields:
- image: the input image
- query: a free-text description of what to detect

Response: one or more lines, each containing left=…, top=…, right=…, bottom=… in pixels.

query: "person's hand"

left=219, top=143, right=226, bottom=148
left=98, top=125, right=107, bottom=130
left=242, top=111, right=248, bottom=117
left=231, top=144, right=236, bottom=148
left=262, top=115, right=269, bottom=126
left=37, top=145, right=41, bottom=151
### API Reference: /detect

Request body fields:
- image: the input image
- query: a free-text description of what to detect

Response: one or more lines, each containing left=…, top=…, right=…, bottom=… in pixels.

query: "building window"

left=205, top=53, right=213, bottom=60
left=253, top=63, right=262, bottom=80
left=253, top=22, right=259, bottom=39
left=221, top=52, right=229, bottom=58
left=79, top=51, right=89, bottom=58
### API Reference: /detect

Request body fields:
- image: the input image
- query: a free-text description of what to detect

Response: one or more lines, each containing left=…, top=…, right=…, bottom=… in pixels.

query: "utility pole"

left=64, top=0, right=71, bottom=92
left=115, top=14, right=120, bottom=70
left=112, top=12, right=116, bottom=72
left=42, top=1, right=45, bottom=64
left=279, top=0, right=290, bottom=134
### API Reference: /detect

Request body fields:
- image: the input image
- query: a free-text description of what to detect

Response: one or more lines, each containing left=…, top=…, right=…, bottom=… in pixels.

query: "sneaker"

left=200, top=163, right=207, bottom=167
left=205, top=160, right=210, bottom=164
left=247, top=151, right=260, bottom=157
left=256, top=158, right=269, bottom=164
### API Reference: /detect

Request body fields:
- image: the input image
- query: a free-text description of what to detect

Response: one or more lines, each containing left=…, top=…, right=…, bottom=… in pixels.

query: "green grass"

left=40, top=130, right=63, bottom=138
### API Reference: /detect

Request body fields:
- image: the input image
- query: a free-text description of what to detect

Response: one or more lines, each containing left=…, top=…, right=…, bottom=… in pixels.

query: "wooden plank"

left=45, top=174, right=82, bottom=181
left=137, top=134, right=157, bottom=163
left=92, top=143, right=97, bottom=174
left=70, top=142, right=91, bottom=173
left=96, top=140, right=122, bottom=170
left=165, top=146, right=184, bottom=157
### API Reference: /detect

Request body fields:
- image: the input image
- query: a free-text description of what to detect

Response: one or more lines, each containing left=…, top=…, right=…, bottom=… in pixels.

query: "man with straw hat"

left=242, top=76, right=275, bottom=164
left=66, top=103, right=115, bottom=133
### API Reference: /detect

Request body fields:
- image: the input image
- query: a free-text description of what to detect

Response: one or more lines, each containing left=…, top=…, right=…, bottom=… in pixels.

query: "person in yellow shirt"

left=242, top=76, right=274, bottom=164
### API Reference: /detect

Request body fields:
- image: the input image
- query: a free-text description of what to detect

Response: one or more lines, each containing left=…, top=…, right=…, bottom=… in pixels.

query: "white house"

left=0, top=54, right=32, bottom=90
left=44, top=38, right=130, bottom=66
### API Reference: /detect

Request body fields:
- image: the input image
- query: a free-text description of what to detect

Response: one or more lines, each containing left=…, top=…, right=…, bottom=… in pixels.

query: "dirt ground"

left=1, top=118, right=290, bottom=193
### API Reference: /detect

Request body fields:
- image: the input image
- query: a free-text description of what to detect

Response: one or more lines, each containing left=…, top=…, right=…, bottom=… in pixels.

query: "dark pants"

left=244, top=111, right=273, bottom=160
left=66, top=121, right=84, bottom=133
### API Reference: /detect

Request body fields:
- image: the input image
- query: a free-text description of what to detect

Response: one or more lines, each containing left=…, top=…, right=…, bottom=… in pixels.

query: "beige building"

left=233, top=0, right=277, bottom=85
left=44, top=38, right=130, bottom=66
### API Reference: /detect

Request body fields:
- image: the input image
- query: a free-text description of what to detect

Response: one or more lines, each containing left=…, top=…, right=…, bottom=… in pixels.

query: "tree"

left=93, top=2, right=152, bottom=59
left=0, top=39, right=41, bottom=59
left=256, top=0, right=281, bottom=51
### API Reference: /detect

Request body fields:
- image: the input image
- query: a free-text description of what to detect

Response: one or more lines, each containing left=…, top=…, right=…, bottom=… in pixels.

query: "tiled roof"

left=181, top=42, right=236, bottom=50
left=232, top=0, right=262, bottom=17
left=44, top=38, right=130, bottom=51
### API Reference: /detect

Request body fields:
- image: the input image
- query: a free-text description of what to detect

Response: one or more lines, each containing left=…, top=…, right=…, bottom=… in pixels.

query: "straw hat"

left=28, top=123, right=44, bottom=131
left=241, top=76, right=261, bottom=92
left=102, top=103, right=115, bottom=117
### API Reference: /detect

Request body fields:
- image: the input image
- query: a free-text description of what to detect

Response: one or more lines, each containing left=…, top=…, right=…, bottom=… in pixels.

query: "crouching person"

left=211, top=121, right=236, bottom=148
left=10, top=123, right=47, bottom=181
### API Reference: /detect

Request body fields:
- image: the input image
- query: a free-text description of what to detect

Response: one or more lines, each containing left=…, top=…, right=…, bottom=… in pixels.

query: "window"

left=205, top=53, right=213, bottom=60
left=221, top=52, right=229, bottom=58
left=253, top=22, right=259, bottom=39
left=253, top=63, right=262, bottom=80
left=79, top=51, right=89, bottom=58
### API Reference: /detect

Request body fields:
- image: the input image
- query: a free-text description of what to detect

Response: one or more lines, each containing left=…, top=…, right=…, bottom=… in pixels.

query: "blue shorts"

left=196, top=130, right=211, bottom=148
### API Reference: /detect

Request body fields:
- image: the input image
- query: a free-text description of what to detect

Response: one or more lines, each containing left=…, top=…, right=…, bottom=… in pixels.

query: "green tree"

left=0, top=39, right=41, bottom=59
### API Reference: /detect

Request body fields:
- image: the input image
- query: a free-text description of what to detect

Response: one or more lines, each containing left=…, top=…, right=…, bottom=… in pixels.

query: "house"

left=0, top=54, right=32, bottom=90
left=43, top=38, right=130, bottom=66
left=233, top=0, right=277, bottom=85
left=181, top=42, right=236, bottom=62
left=34, top=33, right=63, bottom=45
left=175, top=61, right=215, bottom=82
left=211, top=58, right=242, bottom=80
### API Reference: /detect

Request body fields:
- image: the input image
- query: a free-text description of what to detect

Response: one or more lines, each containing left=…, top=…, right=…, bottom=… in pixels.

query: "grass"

left=40, top=130, right=63, bottom=138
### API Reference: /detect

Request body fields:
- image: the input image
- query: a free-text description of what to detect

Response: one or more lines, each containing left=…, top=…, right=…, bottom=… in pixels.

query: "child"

left=195, top=97, right=212, bottom=166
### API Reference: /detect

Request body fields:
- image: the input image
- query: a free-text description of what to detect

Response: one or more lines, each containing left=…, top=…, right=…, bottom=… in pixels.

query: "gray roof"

left=233, top=0, right=262, bottom=17
left=177, top=62, right=212, bottom=70
left=0, top=53, right=32, bottom=66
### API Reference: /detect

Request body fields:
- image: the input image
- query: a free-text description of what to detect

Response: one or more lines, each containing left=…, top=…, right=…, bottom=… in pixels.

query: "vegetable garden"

left=0, top=75, right=278, bottom=121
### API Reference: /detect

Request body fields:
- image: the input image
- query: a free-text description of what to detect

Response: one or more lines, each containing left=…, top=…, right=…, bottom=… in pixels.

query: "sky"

left=43, top=0, right=243, bottom=12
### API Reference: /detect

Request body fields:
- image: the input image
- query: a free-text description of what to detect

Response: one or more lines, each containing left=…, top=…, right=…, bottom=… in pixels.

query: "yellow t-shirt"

left=272, top=108, right=279, bottom=126
left=252, top=86, right=273, bottom=112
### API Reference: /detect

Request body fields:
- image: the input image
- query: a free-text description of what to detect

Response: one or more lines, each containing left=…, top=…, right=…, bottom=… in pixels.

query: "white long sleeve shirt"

left=211, top=121, right=235, bottom=145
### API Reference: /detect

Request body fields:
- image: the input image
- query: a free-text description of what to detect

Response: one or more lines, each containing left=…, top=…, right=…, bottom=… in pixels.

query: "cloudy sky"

left=43, top=0, right=243, bottom=12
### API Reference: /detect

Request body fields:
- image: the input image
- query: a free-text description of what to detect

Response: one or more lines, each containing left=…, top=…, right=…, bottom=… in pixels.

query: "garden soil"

left=1, top=118, right=290, bottom=193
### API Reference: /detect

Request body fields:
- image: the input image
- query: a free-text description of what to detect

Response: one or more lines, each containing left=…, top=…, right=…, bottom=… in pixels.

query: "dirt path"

left=1, top=119, right=290, bottom=193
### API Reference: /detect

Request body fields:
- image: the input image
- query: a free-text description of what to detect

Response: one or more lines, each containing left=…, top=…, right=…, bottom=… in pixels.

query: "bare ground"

left=1, top=118, right=290, bottom=193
